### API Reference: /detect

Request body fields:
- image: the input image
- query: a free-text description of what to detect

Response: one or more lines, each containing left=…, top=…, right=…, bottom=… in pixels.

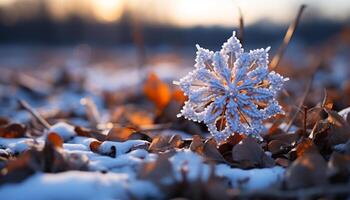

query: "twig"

left=18, top=99, right=51, bottom=129
left=80, top=97, right=100, bottom=128
left=237, top=7, right=244, bottom=46
left=285, top=74, right=313, bottom=133
left=303, top=105, right=308, bottom=136
left=270, top=5, right=306, bottom=70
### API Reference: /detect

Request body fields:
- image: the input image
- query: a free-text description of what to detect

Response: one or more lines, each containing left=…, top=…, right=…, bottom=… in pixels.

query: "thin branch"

left=81, top=97, right=100, bottom=128
left=237, top=7, right=244, bottom=46
left=284, top=59, right=322, bottom=133
left=285, top=75, right=313, bottom=133
left=18, top=99, right=51, bottom=129
left=270, top=5, right=306, bottom=70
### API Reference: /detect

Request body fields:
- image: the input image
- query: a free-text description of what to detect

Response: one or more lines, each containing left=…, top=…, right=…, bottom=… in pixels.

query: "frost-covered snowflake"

left=175, top=31, right=288, bottom=144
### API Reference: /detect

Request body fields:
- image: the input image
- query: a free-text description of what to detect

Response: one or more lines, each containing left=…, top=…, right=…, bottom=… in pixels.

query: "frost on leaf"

left=175, top=31, right=288, bottom=144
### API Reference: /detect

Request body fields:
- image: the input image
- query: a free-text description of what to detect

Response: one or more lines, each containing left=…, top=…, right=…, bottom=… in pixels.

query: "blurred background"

left=0, top=0, right=349, bottom=62
left=0, top=0, right=350, bottom=111
left=0, top=0, right=349, bottom=46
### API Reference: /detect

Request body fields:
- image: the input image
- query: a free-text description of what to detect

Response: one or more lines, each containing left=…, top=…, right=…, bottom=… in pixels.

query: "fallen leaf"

left=0, top=123, right=26, bottom=138
left=143, top=72, right=171, bottom=113
left=327, top=152, right=350, bottom=183
left=285, top=151, right=328, bottom=189
left=296, top=138, right=318, bottom=157
left=47, top=132, right=63, bottom=148
left=232, top=137, right=275, bottom=168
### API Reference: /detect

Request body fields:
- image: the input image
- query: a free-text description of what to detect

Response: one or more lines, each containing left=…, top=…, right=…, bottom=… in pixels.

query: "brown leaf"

left=285, top=151, right=328, bottom=189
left=149, top=135, right=183, bottom=153
left=0, top=151, right=36, bottom=185
left=296, top=138, right=318, bottom=157
left=171, top=88, right=187, bottom=104
left=0, top=123, right=26, bottom=138
left=47, top=132, right=63, bottom=148
left=89, top=141, right=102, bottom=153
left=202, top=138, right=227, bottom=164
left=326, top=110, right=350, bottom=146
left=190, top=135, right=204, bottom=154
left=275, top=157, right=290, bottom=167
left=105, top=127, right=134, bottom=142
left=327, top=152, right=350, bottom=183
left=74, top=126, right=106, bottom=141
left=232, top=137, right=275, bottom=168
left=143, top=72, right=171, bottom=113
left=125, top=109, right=154, bottom=127
left=138, top=153, right=174, bottom=184
left=268, top=140, right=291, bottom=155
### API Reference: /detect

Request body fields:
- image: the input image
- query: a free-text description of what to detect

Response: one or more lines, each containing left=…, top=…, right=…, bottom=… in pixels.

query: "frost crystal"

left=175, top=31, right=288, bottom=144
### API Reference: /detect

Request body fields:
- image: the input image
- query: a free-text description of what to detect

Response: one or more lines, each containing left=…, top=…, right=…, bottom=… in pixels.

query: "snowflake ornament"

left=175, top=31, right=288, bottom=144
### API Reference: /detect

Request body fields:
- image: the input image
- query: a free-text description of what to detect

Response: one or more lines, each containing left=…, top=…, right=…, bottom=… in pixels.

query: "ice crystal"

left=175, top=31, right=288, bottom=144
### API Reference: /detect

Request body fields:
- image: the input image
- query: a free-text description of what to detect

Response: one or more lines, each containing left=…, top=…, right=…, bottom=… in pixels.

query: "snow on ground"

left=0, top=133, right=285, bottom=199
left=0, top=171, right=161, bottom=200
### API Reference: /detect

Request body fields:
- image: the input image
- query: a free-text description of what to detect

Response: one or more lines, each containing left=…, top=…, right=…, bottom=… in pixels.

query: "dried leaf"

left=296, top=138, right=318, bottom=157
left=74, top=126, right=106, bottom=141
left=326, top=110, right=350, bottom=146
left=149, top=135, right=183, bottom=153
left=47, top=132, right=63, bottom=148
left=268, top=140, right=291, bottom=155
left=143, top=72, right=171, bottom=113
left=285, top=151, right=328, bottom=189
left=189, top=135, right=204, bottom=154
left=89, top=141, right=102, bottom=153
left=105, top=127, right=134, bottom=142
left=0, top=123, right=26, bottom=138
left=202, top=138, right=227, bottom=164
left=232, top=137, right=275, bottom=168
left=327, top=152, right=350, bottom=183
left=171, top=88, right=187, bottom=104
left=275, top=157, right=290, bottom=167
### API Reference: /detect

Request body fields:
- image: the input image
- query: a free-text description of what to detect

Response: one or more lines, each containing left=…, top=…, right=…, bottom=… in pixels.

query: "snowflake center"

left=226, top=84, right=237, bottom=98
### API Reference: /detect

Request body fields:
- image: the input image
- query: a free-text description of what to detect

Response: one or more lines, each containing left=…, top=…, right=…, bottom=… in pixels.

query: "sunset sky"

left=0, top=0, right=349, bottom=26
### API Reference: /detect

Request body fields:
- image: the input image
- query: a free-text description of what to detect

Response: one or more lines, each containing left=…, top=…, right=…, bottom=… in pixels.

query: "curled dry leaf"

left=202, top=138, right=227, bottom=164
left=327, top=152, right=350, bottom=183
left=89, top=140, right=102, bottom=153
left=138, top=153, right=174, bottom=185
left=189, top=136, right=227, bottom=164
left=295, top=138, right=318, bottom=157
left=74, top=126, right=106, bottom=141
left=47, top=132, right=63, bottom=148
left=149, top=135, right=183, bottom=153
left=143, top=72, right=171, bottom=113
left=326, top=110, right=350, bottom=146
left=232, top=137, right=275, bottom=168
left=105, top=126, right=134, bottom=142
left=0, top=151, right=36, bottom=185
left=268, top=140, right=291, bottom=156
left=189, top=135, right=204, bottom=154
left=285, top=151, right=328, bottom=189
left=0, top=123, right=27, bottom=138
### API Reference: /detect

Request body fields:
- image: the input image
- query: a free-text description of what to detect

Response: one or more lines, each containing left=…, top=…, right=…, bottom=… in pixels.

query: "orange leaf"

left=143, top=72, right=171, bottom=113
left=90, top=141, right=102, bottom=153
left=296, top=138, right=318, bottom=157
left=47, top=132, right=63, bottom=148
left=126, top=111, right=153, bottom=127
left=172, top=89, right=187, bottom=104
